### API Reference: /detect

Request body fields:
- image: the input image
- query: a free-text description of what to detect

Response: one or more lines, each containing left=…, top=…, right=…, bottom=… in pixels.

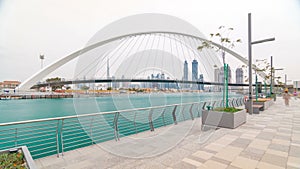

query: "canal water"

left=0, top=92, right=242, bottom=159
left=0, top=92, right=239, bottom=123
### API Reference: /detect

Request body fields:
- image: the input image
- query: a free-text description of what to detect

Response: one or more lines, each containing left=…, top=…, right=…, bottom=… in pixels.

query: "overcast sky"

left=0, top=0, right=300, bottom=83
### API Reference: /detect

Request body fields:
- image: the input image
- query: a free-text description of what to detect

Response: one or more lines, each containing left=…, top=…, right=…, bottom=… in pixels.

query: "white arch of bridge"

left=17, top=31, right=265, bottom=91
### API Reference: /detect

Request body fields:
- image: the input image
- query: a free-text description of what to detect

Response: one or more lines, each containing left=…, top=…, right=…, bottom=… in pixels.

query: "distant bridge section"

left=33, top=79, right=253, bottom=89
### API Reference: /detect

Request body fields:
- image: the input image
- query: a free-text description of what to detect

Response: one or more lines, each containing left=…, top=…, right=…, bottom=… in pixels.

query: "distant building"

left=0, top=80, right=21, bottom=89
left=214, top=68, right=221, bottom=91
left=219, top=65, right=232, bottom=83
left=183, top=60, right=188, bottom=81
left=112, top=76, right=120, bottom=89
left=236, top=68, right=244, bottom=84
left=199, top=74, right=204, bottom=90
left=192, top=59, right=198, bottom=90
left=192, top=59, right=198, bottom=81
left=214, top=68, right=220, bottom=82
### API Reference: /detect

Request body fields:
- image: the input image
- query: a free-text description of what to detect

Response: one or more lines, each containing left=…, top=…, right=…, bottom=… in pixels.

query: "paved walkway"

left=35, top=98, right=300, bottom=169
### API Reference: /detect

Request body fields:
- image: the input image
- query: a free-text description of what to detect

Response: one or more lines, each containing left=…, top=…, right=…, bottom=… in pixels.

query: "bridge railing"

left=0, top=97, right=244, bottom=159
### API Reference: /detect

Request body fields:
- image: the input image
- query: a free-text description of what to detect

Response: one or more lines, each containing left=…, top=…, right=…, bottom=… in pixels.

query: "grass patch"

left=213, top=107, right=242, bottom=113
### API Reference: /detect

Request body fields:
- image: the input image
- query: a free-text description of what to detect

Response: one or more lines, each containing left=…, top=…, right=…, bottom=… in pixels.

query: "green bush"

left=0, top=151, right=26, bottom=169
left=213, top=107, right=242, bottom=113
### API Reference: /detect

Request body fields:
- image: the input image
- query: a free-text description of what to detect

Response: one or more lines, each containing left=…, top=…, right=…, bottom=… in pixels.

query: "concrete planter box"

left=0, top=146, right=36, bottom=169
left=245, top=99, right=274, bottom=111
left=202, top=109, right=246, bottom=129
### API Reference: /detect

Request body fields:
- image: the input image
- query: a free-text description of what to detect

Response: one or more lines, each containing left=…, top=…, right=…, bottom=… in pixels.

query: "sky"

left=0, top=0, right=300, bottom=84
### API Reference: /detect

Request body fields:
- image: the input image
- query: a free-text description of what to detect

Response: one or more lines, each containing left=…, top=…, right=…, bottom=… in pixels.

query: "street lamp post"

left=248, top=13, right=275, bottom=115
left=39, top=54, right=45, bottom=69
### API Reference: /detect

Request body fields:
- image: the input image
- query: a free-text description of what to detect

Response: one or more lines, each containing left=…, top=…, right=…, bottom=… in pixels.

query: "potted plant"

left=202, top=106, right=246, bottom=129
left=0, top=146, right=36, bottom=169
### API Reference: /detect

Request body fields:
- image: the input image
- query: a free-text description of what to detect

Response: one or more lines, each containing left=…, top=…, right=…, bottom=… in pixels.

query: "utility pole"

left=248, top=13, right=275, bottom=114
left=270, top=56, right=273, bottom=95
left=248, top=13, right=253, bottom=115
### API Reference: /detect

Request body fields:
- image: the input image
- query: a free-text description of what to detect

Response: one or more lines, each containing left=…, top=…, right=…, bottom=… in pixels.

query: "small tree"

left=243, top=59, right=271, bottom=99
left=198, top=26, right=241, bottom=107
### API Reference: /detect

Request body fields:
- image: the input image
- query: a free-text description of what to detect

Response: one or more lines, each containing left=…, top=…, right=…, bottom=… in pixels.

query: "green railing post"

left=264, top=81, right=267, bottom=97
left=225, top=64, right=229, bottom=108
left=255, top=74, right=258, bottom=101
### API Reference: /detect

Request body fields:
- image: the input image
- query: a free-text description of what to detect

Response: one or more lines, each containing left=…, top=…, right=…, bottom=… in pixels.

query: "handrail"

left=0, top=97, right=244, bottom=159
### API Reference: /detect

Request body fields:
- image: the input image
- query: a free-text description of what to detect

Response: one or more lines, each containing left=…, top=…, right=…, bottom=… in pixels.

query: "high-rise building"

left=214, top=68, right=220, bottom=82
left=199, top=74, right=204, bottom=90
left=192, top=59, right=199, bottom=90
left=236, top=68, right=244, bottom=84
left=183, top=60, right=188, bottom=81
left=214, top=68, right=221, bottom=91
left=192, top=59, right=198, bottom=81
left=219, top=65, right=232, bottom=83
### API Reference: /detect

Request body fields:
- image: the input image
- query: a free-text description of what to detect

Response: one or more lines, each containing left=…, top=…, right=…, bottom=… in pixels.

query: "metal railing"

left=0, top=97, right=244, bottom=159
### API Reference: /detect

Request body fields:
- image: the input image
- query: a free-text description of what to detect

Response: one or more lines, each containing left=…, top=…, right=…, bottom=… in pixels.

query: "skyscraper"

left=192, top=59, right=198, bottom=81
left=199, top=74, right=204, bottom=90
left=214, top=68, right=221, bottom=91
left=219, top=65, right=232, bottom=83
left=192, top=59, right=198, bottom=90
left=236, top=68, right=244, bottom=84
left=183, top=60, right=188, bottom=81
left=214, top=68, right=220, bottom=82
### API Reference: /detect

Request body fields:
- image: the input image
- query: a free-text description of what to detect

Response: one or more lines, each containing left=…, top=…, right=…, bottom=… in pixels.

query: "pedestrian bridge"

left=17, top=13, right=266, bottom=91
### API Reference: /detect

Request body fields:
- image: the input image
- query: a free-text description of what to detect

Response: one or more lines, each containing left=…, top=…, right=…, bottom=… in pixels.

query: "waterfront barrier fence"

left=0, top=97, right=244, bottom=159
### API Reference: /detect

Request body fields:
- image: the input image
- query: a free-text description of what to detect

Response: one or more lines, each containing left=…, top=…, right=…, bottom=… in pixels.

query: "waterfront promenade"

left=35, top=98, right=300, bottom=169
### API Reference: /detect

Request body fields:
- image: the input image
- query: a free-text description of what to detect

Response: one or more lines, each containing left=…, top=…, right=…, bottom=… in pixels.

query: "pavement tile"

left=261, top=153, right=287, bottom=168
left=271, top=138, right=290, bottom=146
left=256, top=132, right=275, bottom=141
left=274, top=134, right=292, bottom=141
left=248, top=139, right=270, bottom=151
left=287, top=156, right=300, bottom=168
left=229, top=138, right=252, bottom=149
left=230, top=156, right=259, bottom=169
left=225, top=165, right=241, bottom=169
left=240, top=133, right=257, bottom=139
left=263, top=128, right=277, bottom=133
left=292, top=134, right=300, bottom=141
left=226, top=131, right=243, bottom=137
left=210, top=156, right=231, bottom=165
left=291, top=140, right=300, bottom=145
left=256, top=162, right=285, bottom=169
left=123, top=160, right=167, bottom=169
left=182, top=158, right=202, bottom=167
left=239, top=147, right=265, bottom=161
left=214, top=135, right=238, bottom=146
left=173, top=161, right=197, bottom=169
left=287, top=166, right=299, bottom=169
left=289, top=144, right=300, bottom=157
left=198, top=160, right=228, bottom=169
left=188, top=155, right=206, bottom=164
left=265, top=149, right=288, bottom=157
left=192, top=150, right=214, bottom=160
left=214, top=146, right=243, bottom=161
left=268, top=143, right=290, bottom=152
left=204, top=143, right=226, bottom=152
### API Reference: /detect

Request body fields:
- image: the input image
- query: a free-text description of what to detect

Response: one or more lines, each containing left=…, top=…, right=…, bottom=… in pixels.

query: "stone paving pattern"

left=35, top=98, right=300, bottom=169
